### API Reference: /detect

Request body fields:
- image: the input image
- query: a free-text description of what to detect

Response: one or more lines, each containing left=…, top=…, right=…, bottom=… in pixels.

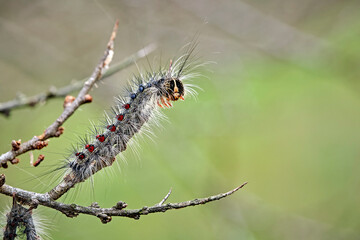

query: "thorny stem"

left=0, top=180, right=248, bottom=223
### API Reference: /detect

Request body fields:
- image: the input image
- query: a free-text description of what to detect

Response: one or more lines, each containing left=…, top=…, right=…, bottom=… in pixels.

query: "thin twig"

left=0, top=181, right=248, bottom=223
left=0, top=43, right=156, bottom=117
left=0, top=20, right=121, bottom=168
left=157, top=188, right=172, bottom=206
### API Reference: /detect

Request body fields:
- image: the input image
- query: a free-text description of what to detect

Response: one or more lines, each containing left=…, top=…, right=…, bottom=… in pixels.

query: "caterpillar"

left=0, top=200, right=43, bottom=240
left=1, top=198, right=50, bottom=240
left=47, top=42, right=200, bottom=201
left=2, top=202, right=38, bottom=240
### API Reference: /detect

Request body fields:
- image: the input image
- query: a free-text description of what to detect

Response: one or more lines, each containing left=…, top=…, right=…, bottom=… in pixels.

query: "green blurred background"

left=1, top=0, right=360, bottom=239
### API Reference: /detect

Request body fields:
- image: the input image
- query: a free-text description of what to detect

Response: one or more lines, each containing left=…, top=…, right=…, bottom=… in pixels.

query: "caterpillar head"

left=164, top=78, right=185, bottom=101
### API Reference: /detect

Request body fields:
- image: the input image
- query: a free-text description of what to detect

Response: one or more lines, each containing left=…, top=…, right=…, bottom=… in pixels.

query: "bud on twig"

left=63, top=95, right=76, bottom=108
left=113, top=201, right=128, bottom=210
left=10, top=158, right=20, bottom=165
left=11, top=140, right=21, bottom=151
left=84, top=94, right=93, bottom=104
left=54, top=127, right=65, bottom=137
left=33, top=141, right=48, bottom=150
left=33, top=155, right=45, bottom=167
left=1, top=162, right=8, bottom=169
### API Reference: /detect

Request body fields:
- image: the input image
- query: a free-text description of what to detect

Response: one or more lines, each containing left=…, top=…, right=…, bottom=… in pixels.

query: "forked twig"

left=0, top=180, right=248, bottom=223
left=0, top=43, right=156, bottom=117
left=0, top=21, right=155, bottom=168
left=158, top=188, right=172, bottom=206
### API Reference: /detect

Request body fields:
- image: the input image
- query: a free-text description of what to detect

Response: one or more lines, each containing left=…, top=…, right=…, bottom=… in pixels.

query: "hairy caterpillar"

left=2, top=202, right=38, bottom=240
left=1, top=199, right=50, bottom=240
left=47, top=42, right=200, bottom=200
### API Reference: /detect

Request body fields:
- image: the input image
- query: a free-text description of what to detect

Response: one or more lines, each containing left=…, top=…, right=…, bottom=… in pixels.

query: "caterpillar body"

left=2, top=201, right=38, bottom=240
left=1, top=199, right=50, bottom=240
left=47, top=43, right=200, bottom=200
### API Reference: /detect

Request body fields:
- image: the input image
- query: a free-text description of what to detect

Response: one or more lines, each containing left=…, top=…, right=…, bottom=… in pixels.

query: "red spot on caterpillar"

left=85, top=144, right=95, bottom=153
left=124, top=104, right=130, bottom=110
left=96, top=135, right=106, bottom=142
left=107, top=125, right=116, bottom=132
left=76, top=152, right=85, bottom=160
left=117, top=114, right=124, bottom=121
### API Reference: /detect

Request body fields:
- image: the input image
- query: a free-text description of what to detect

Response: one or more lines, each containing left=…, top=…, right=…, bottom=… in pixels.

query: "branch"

left=0, top=43, right=156, bottom=117
left=0, top=179, right=248, bottom=223
left=0, top=20, right=119, bottom=168
left=0, top=20, right=148, bottom=169
left=0, top=20, right=247, bottom=232
left=0, top=21, right=157, bottom=168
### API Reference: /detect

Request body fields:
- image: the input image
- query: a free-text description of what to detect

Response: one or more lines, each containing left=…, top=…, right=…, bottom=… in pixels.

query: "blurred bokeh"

left=1, top=0, right=360, bottom=239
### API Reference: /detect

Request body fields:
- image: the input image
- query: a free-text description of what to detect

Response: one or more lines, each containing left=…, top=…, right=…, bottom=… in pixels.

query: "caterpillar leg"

left=157, top=100, right=163, bottom=108
left=161, top=97, right=171, bottom=108
left=164, top=97, right=173, bottom=107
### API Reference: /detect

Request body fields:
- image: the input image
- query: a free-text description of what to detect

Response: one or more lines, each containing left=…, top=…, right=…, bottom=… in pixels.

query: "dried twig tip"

left=103, top=20, right=118, bottom=70
left=109, top=20, right=119, bottom=47
left=228, top=182, right=248, bottom=195
left=238, top=182, right=248, bottom=189
left=158, top=188, right=172, bottom=206
left=33, top=154, right=45, bottom=167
